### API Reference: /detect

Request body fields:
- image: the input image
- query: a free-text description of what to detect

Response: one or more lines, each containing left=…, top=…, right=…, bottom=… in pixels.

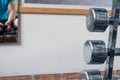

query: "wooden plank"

left=19, top=7, right=88, bottom=15
left=19, top=7, right=111, bottom=15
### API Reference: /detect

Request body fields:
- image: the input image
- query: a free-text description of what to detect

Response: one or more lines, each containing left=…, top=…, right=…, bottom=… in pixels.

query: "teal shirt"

left=0, top=0, right=14, bottom=21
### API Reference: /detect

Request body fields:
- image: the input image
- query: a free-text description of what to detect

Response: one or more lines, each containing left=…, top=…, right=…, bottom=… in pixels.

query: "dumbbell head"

left=80, top=70, right=103, bottom=80
left=86, top=8, right=109, bottom=32
left=83, top=40, right=107, bottom=64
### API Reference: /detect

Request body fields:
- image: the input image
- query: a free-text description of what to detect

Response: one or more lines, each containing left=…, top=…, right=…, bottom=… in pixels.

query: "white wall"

left=0, top=13, right=120, bottom=76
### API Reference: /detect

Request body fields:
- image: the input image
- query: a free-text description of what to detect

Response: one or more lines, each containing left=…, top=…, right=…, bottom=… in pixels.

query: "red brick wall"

left=0, top=70, right=120, bottom=80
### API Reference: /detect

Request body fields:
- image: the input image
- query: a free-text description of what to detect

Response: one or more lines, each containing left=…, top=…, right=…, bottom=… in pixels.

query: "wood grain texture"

left=19, top=7, right=88, bottom=15
left=19, top=7, right=112, bottom=15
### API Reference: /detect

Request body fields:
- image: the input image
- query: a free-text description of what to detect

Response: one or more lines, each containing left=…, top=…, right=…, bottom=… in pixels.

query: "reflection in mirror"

left=0, top=0, right=19, bottom=43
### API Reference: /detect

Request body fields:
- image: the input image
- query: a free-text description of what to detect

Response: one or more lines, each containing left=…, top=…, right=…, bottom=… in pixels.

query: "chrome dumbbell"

left=86, top=8, right=109, bottom=32
left=83, top=40, right=107, bottom=64
left=80, top=70, right=103, bottom=80
left=83, top=40, right=120, bottom=64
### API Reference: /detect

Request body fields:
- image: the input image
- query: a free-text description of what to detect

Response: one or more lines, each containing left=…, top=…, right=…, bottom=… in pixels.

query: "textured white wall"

left=0, top=14, right=119, bottom=77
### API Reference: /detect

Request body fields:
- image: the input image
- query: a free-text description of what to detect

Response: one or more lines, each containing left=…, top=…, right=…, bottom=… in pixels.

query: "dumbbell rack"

left=105, top=0, right=120, bottom=79
left=81, top=0, right=120, bottom=80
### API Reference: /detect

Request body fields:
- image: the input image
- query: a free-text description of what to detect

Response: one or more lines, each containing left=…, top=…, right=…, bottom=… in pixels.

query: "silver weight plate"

left=80, top=70, right=103, bottom=80
left=86, top=8, right=109, bottom=32
left=83, top=40, right=107, bottom=64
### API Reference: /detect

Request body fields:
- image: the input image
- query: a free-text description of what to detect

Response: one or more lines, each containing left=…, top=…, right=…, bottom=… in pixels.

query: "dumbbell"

left=80, top=70, right=120, bottom=80
left=86, top=8, right=109, bottom=32
left=83, top=40, right=107, bottom=64
left=5, top=27, right=17, bottom=42
left=80, top=70, right=103, bottom=80
left=83, top=40, right=120, bottom=64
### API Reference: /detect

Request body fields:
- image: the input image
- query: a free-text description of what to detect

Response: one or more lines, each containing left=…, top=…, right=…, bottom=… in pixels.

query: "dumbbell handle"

left=114, top=48, right=120, bottom=56
left=109, top=17, right=120, bottom=25
left=107, top=48, right=120, bottom=56
left=105, top=0, right=120, bottom=78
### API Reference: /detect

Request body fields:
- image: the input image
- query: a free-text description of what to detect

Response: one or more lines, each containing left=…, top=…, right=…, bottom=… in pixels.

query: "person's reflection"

left=0, top=0, right=18, bottom=42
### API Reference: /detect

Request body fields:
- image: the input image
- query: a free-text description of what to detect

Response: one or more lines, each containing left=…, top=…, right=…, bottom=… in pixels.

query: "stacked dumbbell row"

left=80, top=1, right=120, bottom=79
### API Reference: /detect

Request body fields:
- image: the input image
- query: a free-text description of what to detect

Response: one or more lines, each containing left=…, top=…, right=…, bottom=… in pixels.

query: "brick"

left=34, top=74, right=61, bottom=80
left=116, top=70, right=120, bottom=76
left=100, top=71, right=105, bottom=77
left=0, top=75, right=32, bottom=80
left=64, top=73, right=80, bottom=80
left=112, top=70, right=116, bottom=76
left=101, top=70, right=117, bottom=77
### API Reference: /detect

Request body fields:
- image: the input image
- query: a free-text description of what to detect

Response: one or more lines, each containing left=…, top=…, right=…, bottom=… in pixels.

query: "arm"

left=0, top=23, right=3, bottom=27
left=5, top=2, right=16, bottom=26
